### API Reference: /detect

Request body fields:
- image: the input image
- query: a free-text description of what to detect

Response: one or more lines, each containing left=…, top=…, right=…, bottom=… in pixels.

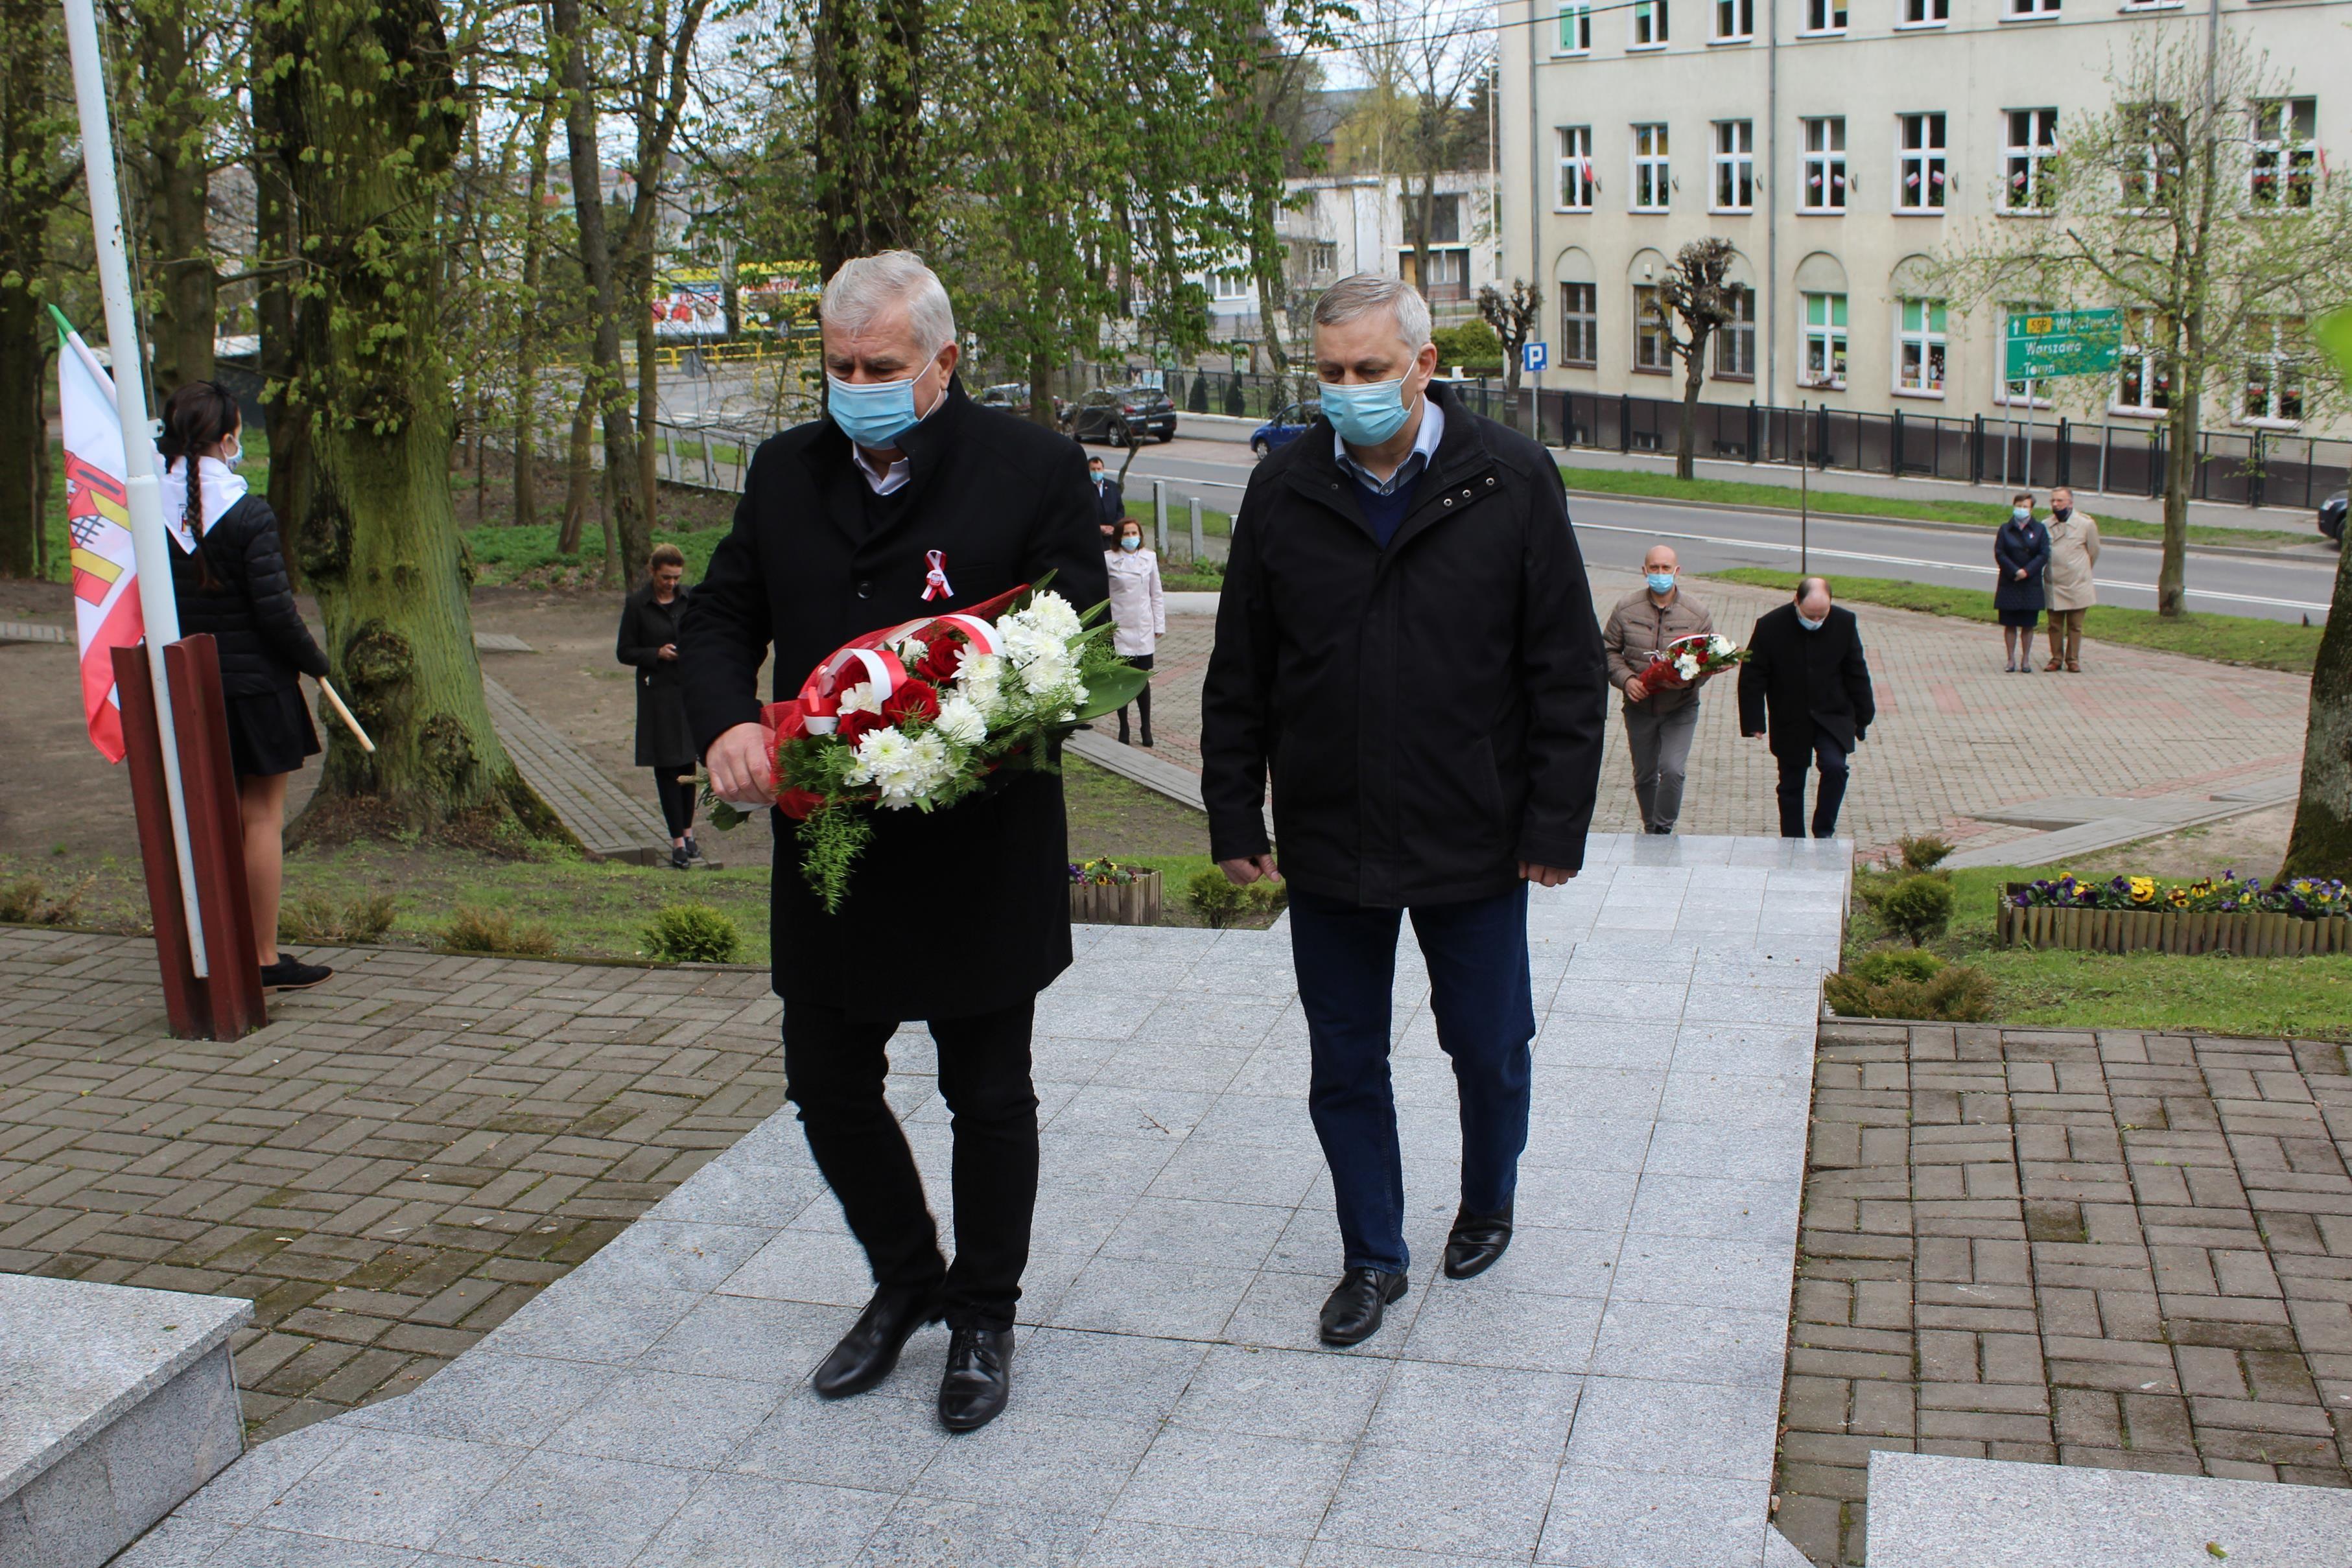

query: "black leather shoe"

left=937, top=1324, right=1015, bottom=1431
left=1442, top=1204, right=1515, bottom=1280
left=1318, top=1267, right=1407, bottom=1346
left=812, top=1285, right=943, bottom=1399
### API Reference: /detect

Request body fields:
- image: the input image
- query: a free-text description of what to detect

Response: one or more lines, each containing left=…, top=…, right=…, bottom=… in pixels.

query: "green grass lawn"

left=1558, top=462, right=2316, bottom=550
left=1849, top=861, right=2352, bottom=1039
left=1708, top=566, right=2323, bottom=674
left=1123, top=495, right=1234, bottom=538
left=462, top=521, right=729, bottom=587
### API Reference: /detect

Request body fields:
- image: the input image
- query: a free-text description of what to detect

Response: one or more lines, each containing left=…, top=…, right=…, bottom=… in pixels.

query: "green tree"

left=1476, top=279, right=1540, bottom=430
left=1935, top=30, right=2352, bottom=617
left=0, top=0, right=74, bottom=578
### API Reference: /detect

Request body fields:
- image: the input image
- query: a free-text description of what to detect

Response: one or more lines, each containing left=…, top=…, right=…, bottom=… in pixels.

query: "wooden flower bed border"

left=1999, top=886, right=2350, bottom=956
left=1070, top=869, right=1162, bottom=926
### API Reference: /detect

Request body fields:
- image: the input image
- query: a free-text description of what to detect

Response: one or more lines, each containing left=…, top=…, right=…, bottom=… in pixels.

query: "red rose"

left=916, top=631, right=966, bottom=685
left=836, top=707, right=886, bottom=745
left=882, top=679, right=941, bottom=727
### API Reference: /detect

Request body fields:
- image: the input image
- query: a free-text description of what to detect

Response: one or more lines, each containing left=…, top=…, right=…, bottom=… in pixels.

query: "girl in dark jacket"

left=161, top=382, right=334, bottom=991
left=617, top=544, right=701, bottom=868
left=1993, top=492, right=2051, bottom=673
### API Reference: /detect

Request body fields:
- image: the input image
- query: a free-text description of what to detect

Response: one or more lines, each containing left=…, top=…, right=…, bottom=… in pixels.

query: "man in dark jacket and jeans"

left=1200, top=273, right=1608, bottom=1348
left=1737, top=577, right=1877, bottom=838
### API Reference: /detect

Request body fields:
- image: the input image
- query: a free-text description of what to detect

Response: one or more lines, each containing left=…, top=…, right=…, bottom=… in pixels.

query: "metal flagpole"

left=61, top=0, right=210, bottom=978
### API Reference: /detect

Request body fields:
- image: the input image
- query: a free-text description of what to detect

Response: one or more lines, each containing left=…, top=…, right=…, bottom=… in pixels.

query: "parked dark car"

left=976, top=382, right=1066, bottom=424
left=1249, top=400, right=1322, bottom=460
left=1069, top=385, right=1177, bottom=446
left=2321, top=489, right=2347, bottom=545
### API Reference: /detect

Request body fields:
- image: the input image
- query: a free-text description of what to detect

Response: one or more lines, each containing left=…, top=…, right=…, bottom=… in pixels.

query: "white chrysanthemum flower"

left=1018, top=591, right=1083, bottom=640
left=955, top=649, right=1005, bottom=717
left=891, top=635, right=928, bottom=664
left=836, top=681, right=884, bottom=717
left=1674, top=654, right=1701, bottom=681
left=935, top=694, right=987, bottom=746
left=1708, top=635, right=1737, bottom=657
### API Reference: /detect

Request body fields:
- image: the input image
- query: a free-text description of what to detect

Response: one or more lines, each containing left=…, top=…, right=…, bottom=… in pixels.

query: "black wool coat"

left=1199, top=384, right=1610, bottom=907
left=1736, top=603, right=1878, bottom=760
left=1992, top=519, right=2050, bottom=614
left=615, top=583, right=697, bottom=769
left=167, top=494, right=330, bottom=698
left=679, top=379, right=1109, bottom=1020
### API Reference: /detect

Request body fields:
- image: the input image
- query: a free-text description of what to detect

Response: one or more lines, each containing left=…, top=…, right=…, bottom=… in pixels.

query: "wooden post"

left=163, top=635, right=268, bottom=1037
left=110, top=645, right=208, bottom=1038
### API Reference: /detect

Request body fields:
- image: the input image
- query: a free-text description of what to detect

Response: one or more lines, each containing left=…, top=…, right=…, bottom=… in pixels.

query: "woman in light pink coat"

left=1103, top=516, right=1165, bottom=745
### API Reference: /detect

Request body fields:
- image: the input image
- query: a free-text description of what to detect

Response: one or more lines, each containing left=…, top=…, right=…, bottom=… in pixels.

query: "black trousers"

left=1776, top=735, right=1850, bottom=839
left=652, top=769, right=696, bottom=839
left=781, top=998, right=1039, bottom=1331
left=1116, top=652, right=1155, bottom=743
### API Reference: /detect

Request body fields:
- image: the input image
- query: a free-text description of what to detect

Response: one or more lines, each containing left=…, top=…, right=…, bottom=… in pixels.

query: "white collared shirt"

left=852, top=446, right=913, bottom=495
left=1333, top=393, right=1444, bottom=497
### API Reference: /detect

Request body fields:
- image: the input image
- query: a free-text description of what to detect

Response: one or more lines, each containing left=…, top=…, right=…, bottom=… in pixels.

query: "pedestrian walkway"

left=1112, top=568, right=2307, bottom=860
left=126, top=834, right=1846, bottom=1568
left=483, top=675, right=673, bottom=864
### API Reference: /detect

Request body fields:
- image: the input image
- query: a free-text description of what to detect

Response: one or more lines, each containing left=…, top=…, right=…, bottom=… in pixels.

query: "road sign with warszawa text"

left=2005, top=309, right=2123, bottom=381
left=1523, top=341, right=1549, bottom=375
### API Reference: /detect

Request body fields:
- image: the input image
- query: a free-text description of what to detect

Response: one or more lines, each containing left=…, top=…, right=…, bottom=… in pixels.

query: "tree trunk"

left=2282, top=538, right=2352, bottom=877
left=2159, top=376, right=2195, bottom=618
left=0, top=0, right=61, bottom=580
left=273, top=0, right=540, bottom=835
left=133, top=8, right=216, bottom=395
left=550, top=0, right=650, bottom=581
left=559, top=378, right=595, bottom=554
left=1676, top=332, right=1710, bottom=482
left=511, top=97, right=556, bottom=532
left=1028, top=347, right=1058, bottom=434
left=0, top=279, right=41, bottom=578
left=251, top=66, right=312, bottom=567
left=635, top=261, right=660, bottom=541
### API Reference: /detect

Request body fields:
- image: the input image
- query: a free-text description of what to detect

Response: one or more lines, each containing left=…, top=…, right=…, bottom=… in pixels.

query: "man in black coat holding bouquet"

left=1199, top=274, right=1609, bottom=1348
left=681, top=252, right=1106, bottom=1433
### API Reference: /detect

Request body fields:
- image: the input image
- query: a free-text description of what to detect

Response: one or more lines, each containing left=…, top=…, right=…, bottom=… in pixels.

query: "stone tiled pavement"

left=1125, top=568, right=2307, bottom=859
left=118, top=834, right=1848, bottom=1567
left=0, top=930, right=788, bottom=1440
left=1779, top=1022, right=2352, bottom=1567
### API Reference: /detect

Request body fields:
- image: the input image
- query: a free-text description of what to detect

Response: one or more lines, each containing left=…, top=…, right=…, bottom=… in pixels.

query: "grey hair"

left=819, top=251, right=958, bottom=353
left=1312, top=273, right=1433, bottom=352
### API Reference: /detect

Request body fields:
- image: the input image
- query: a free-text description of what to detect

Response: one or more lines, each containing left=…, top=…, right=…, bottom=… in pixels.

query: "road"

left=1112, top=436, right=2340, bottom=625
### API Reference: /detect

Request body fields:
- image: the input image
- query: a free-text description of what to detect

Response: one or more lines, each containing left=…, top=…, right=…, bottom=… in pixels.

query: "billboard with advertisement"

left=737, top=261, right=821, bottom=336
left=650, top=270, right=725, bottom=338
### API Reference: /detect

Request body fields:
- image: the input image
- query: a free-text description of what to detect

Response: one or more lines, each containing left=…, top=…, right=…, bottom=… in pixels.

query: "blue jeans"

left=1288, top=883, right=1536, bottom=1275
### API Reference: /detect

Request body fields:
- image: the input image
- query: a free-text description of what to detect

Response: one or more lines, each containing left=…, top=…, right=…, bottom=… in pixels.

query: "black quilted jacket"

left=167, top=495, right=331, bottom=697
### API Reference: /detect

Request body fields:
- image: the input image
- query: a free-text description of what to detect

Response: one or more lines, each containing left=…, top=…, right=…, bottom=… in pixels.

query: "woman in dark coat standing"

left=160, top=381, right=334, bottom=992
left=1993, top=492, right=2050, bottom=673
left=617, top=543, right=701, bottom=868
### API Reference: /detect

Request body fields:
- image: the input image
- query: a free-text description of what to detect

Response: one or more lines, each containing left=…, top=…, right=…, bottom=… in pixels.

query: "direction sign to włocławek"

left=2005, top=309, right=2123, bottom=380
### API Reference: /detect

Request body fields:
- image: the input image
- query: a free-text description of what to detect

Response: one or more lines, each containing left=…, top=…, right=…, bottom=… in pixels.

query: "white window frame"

left=1557, top=126, right=1596, bottom=210
left=2241, top=316, right=2305, bottom=426
left=1895, top=298, right=1947, bottom=395
left=1899, top=0, right=1949, bottom=25
left=1560, top=282, right=1599, bottom=366
left=1631, top=0, right=1669, bottom=48
left=1556, top=0, right=1592, bottom=55
left=1632, top=123, right=1672, bottom=211
left=1715, top=285, right=1756, bottom=379
left=1800, top=117, right=1848, bottom=213
left=2004, top=108, right=2059, bottom=213
left=1897, top=112, right=1948, bottom=213
left=1715, top=0, right=1754, bottom=41
left=2250, top=97, right=2317, bottom=211
left=1712, top=120, right=1755, bottom=212
left=1211, top=270, right=1253, bottom=303
left=1802, top=0, right=1848, bottom=33
left=2113, top=310, right=2171, bottom=416
left=2006, top=0, right=2060, bottom=18
left=1801, top=292, right=1848, bottom=390
left=1634, top=283, right=1671, bottom=371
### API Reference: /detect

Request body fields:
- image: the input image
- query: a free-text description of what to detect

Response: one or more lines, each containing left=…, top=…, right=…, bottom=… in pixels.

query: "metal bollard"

left=1153, top=480, right=1168, bottom=556
left=1188, top=497, right=1203, bottom=563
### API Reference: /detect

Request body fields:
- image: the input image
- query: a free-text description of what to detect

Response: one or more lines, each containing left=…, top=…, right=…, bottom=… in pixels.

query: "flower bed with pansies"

left=1999, top=872, right=2351, bottom=956
left=1068, top=858, right=1162, bottom=925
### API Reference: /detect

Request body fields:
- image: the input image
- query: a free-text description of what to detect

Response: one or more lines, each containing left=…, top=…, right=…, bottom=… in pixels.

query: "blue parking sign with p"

left=1523, top=341, right=1549, bottom=373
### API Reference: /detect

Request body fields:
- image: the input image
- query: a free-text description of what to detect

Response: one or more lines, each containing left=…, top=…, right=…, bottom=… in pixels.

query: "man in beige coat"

left=2042, top=486, right=2100, bottom=672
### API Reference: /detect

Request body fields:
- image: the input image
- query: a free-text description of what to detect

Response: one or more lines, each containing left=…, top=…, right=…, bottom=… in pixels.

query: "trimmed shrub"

left=1431, top=322, right=1503, bottom=372
left=1879, top=874, right=1955, bottom=947
left=441, top=906, right=558, bottom=957
left=1826, top=952, right=1993, bottom=1022
left=1850, top=948, right=1944, bottom=985
left=644, top=902, right=742, bottom=964
left=1186, top=867, right=1245, bottom=929
left=1896, top=834, right=1955, bottom=873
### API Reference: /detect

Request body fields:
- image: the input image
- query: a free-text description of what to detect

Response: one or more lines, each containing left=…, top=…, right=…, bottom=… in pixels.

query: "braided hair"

left=157, top=382, right=241, bottom=589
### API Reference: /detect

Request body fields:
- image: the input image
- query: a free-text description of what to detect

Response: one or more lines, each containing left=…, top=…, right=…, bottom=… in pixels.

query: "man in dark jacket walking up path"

left=1737, top=576, right=1877, bottom=839
left=682, top=252, right=1107, bottom=1434
left=1200, top=273, right=1608, bottom=1350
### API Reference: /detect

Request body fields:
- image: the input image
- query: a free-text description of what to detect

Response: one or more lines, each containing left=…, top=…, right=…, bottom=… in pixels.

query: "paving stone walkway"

left=117, top=834, right=1844, bottom=1567
left=0, top=930, right=786, bottom=1440
left=1118, top=567, right=2307, bottom=860
left=1779, top=1021, right=2352, bottom=1567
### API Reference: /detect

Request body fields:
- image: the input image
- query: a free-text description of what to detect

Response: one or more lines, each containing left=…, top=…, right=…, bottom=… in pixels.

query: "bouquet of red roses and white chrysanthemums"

left=1634, top=632, right=1748, bottom=692
left=704, top=574, right=1147, bottom=912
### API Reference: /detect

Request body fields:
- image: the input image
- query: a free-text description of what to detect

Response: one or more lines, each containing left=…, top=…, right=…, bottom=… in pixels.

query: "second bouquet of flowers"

left=1635, top=632, right=1747, bottom=691
left=707, top=573, right=1147, bottom=911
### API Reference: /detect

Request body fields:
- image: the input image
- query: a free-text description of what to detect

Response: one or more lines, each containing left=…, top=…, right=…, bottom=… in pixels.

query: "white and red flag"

left=52, top=306, right=141, bottom=762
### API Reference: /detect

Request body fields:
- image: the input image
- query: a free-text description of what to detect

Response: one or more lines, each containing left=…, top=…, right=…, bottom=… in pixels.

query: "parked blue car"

left=1249, top=400, right=1321, bottom=459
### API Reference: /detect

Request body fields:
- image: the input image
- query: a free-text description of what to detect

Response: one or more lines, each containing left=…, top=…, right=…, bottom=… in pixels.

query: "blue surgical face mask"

left=1796, top=611, right=1826, bottom=632
left=1319, top=377, right=1415, bottom=447
left=1645, top=570, right=1676, bottom=595
left=827, top=362, right=934, bottom=449
left=1119, top=536, right=1141, bottom=552
left=2010, top=507, right=2030, bottom=524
